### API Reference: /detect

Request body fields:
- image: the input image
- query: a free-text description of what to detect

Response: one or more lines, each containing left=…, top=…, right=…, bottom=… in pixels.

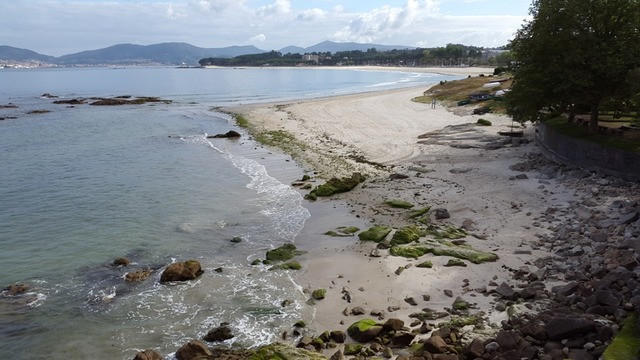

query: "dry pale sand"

left=225, top=72, right=575, bottom=351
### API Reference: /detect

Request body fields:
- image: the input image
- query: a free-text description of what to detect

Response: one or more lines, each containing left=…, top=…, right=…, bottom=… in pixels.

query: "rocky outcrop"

left=175, top=340, right=212, bottom=360
left=133, top=349, right=163, bottom=360
left=203, top=324, right=234, bottom=342
left=160, top=260, right=203, bottom=283
left=207, top=131, right=241, bottom=139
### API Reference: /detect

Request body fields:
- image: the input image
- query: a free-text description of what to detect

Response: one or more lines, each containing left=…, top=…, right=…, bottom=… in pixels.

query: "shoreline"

left=226, top=74, right=640, bottom=359
left=204, top=65, right=496, bottom=77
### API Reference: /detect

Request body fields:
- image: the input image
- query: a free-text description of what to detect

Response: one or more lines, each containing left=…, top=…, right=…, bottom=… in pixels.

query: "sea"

left=0, top=66, right=458, bottom=359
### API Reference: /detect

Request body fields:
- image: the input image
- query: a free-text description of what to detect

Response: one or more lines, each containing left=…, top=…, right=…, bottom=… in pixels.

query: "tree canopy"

left=506, top=0, right=640, bottom=132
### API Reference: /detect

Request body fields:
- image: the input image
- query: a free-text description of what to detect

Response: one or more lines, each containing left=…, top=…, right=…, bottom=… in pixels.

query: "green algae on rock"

left=388, top=243, right=498, bottom=264
left=266, top=243, right=306, bottom=261
left=269, top=261, right=302, bottom=271
left=390, top=225, right=427, bottom=246
left=425, top=225, right=468, bottom=240
left=385, top=199, right=414, bottom=209
left=416, top=260, right=433, bottom=268
left=312, top=289, right=326, bottom=300
left=324, top=226, right=360, bottom=237
left=444, top=258, right=468, bottom=267
left=603, top=313, right=640, bottom=360
left=476, top=118, right=492, bottom=126
left=358, top=225, right=392, bottom=242
left=307, top=172, right=366, bottom=199
left=407, top=207, right=431, bottom=219
left=347, top=319, right=383, bottom=343
left=344, top=343, right=363, bottom=356
left=251, top=343, right=327, bottom=360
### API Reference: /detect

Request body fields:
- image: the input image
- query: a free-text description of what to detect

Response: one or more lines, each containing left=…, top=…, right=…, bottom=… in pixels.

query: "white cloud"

left=248, top=34, right=267, bottom=43
left=296, top=8, right=326, bottom=21
left=256, top=0, right=291, bottom=17
left=194, top=0, right=243, bottom=12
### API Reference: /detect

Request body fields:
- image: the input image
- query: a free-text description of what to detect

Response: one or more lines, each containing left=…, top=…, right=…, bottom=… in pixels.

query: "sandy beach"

left=224, top=67, right=640, bottom=358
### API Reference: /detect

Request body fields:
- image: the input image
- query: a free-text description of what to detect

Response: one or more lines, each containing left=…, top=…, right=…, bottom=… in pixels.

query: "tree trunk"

left=589, top=104, right=599, bottom=134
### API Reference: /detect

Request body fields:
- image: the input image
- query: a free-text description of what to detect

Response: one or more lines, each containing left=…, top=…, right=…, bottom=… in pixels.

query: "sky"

left=0, top=0, right=532, bottom=56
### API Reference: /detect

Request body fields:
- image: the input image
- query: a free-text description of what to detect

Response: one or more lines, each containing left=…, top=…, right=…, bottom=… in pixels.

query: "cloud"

left=256, top=0, right=291, bottom=17
left=193, top=0, right=243, bottom=12
left=248, top=34, right=267, bottom=43
left=296, top=8, right=326, bottom=21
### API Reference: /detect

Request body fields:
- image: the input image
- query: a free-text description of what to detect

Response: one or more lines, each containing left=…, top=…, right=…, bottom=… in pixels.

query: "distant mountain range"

left=0, top=41, right=415, bottom=66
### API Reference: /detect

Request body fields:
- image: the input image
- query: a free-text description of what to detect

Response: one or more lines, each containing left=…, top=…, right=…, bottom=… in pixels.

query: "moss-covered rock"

left=344, top=343, right=363, bottom=356
left=269, top=261, right=302, bottom=271
left=266, top=243, right=306, bottom=261
left=390, top=225, right=426, bottom=246
left=385, top=199, right=414, bottom=209
left=443, top=314, right=484, bottom=328
left=324, top=226, right=360, bottom=237
left=444, top=258, right=467, bottom=267
left=294, top=320, right=306, bottom=328
left=425, top=225, right=467, bottom=240
left=358, top=226, right=392, bottom=242
left=309, top=172, right=366, bottom=198
left=389, top=246, right=429, bottom=259
left=388, top=243, right=498, bottom=264
left=476, top=118, right=492, bottom=126
left=407, top=207, right=431, bottom=219
left=312, top=289, right=326, bottom=300
left=452, top=298, right=470, bottom=310
left=251, top=343, right=328, bottom=360
left=603, top=313, right=640, bottom=360
left=416, top=260, right=433, bottom=268
left=347, top=319, right=383, bottom=343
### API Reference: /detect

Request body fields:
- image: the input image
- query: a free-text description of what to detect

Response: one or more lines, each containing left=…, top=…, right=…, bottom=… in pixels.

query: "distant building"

left=303, top=54, right=320, bottom=63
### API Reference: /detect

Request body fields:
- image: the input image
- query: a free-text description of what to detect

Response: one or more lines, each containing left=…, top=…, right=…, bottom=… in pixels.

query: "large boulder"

left=348, top=319, right=384, bottom=343
left=203, top=324, right=234, bottom=342
left=160, top=260, right=204, bottom=283
left=546, top=317, right=596, bottom=340
left=175, top=340, right=212, bottom=360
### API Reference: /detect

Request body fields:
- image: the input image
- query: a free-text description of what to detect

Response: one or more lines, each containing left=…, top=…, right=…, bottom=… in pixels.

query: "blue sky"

left=0, top=0, right=532, bottom=56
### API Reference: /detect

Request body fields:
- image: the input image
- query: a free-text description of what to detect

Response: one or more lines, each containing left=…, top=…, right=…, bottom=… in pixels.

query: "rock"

left=230, top=236, right=243, bottom=243
left=590, top=230, right=608, bottom=243
left=405, top=297, right=418, bottom=306
left=595, top=290, right=620, bottom=307
left=344, top=343, right=362, bottom=355
left=546, top=317, right=596, bottom=340
left=449, top=167, right=473, bottom=174
left=358, top=225, right=392, bottom=243
left=203, top=324, right=234, bottom=342
left=113, top=257, right=131, bottom=266
left=464, top=338, right=485, bottom=358
left=461, top=219, right=477, bottom=231
left=330, top=350, right=345, bottom=360
left=444, top=258, right=467, bottom=267
left=495, top=282, right=518, bottom=300
left=347, top=319, right=383, bottom=343
left=515, top=174, right=528, bottom=180
left=383, top=347, right=394, bottom=358
left=384, top=318, right=405, bottom=331
left=266, top=243, right=304, bottom=261
left=207, top=130, right=241, bottom=139
left=308, top=172, right=366, bottom=198
left=351, top=307, right=366, bottom=315
left=422, top=335, right=448, bottom=353
left=434, top=208, right=450, bottom=220
left=133, top=349, right=164, bottom=360
left=312, top=289, right=326, bottom=300
left=552, top=282, right=579, bottom=297
left=4, top=284, right=30, bottom=296
left=621, top=211, right=640, bottom=225
left=495, top=331, right=520, bottom=351
left=389, top=173, right=409, bottom=180
left=175, top=340, right=212, bottom=360
left=444, top=289, right=453, bottom=297
left=160, top=260, right=204, bottom=283
left=392, top=332, right=416, bottom=347
left=330, top=330, right=346, bottom=343
left=125, top=269, right=153, bottom=282
left=255, top=343, right=326, bottom=359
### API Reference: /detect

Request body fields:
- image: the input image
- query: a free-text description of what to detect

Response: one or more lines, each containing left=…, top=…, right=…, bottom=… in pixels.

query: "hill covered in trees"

left=199, top=44, right=512, bottom=68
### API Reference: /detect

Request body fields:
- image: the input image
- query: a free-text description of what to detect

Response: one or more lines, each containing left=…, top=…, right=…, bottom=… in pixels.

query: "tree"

left=506, top=0, right=640, bottom=133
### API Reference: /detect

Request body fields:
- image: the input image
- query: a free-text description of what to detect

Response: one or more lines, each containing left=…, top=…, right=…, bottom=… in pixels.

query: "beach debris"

left=160, top=260, right=203, bottom=283
left=358, top=225, right=392, bottom=242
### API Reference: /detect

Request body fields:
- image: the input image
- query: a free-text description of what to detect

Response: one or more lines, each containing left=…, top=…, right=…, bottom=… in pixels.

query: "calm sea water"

left=0, top=67, right=458, bottom=359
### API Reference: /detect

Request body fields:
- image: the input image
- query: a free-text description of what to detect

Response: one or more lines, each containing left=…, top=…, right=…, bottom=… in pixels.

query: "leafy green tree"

left=507, top=0, right=640, bottom=133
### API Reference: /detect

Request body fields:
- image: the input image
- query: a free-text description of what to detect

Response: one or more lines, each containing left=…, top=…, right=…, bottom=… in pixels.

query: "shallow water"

left=0, top=67, right=458, bottom=359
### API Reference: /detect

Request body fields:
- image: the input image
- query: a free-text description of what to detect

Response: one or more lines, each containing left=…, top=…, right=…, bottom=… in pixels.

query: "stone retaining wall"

left=536, top=122, right=640, bottom=181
